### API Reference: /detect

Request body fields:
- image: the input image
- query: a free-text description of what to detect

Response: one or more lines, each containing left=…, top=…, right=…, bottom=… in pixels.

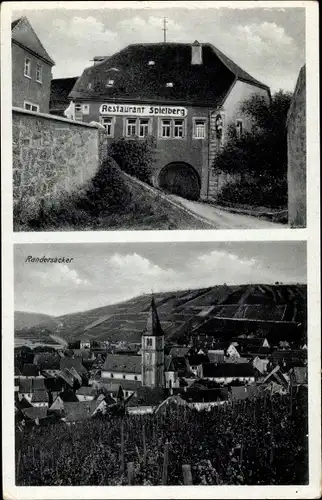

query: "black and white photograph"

left=11, top=4, right=306, bottom=231
left=13, top=241, right=308, bottom=486
left=1, top=1, right=320, bottom=499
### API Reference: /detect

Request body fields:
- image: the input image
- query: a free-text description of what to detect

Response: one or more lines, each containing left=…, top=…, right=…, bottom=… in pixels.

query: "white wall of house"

left=101, top=371, right=142, bottom=381
left=76, top=394, right=95, bottom=402
left=127, top=406, right=154, bottom=415
left=18, top=393, right=32, bottom=403
left=31, top=401, right=49, bottom=408
left=164, top=371, right=180, bottom=389
left=50, top=396, right=64, bottom=411
left=221, top=80, right=270, bottom=136
left=226, top=345, right=240, bottom=358
left=205, top=376, right=255, bottom=384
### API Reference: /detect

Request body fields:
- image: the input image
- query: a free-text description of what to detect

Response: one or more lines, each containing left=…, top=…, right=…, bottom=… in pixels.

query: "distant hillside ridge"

left=14, top=311, right=55, bottom=330
left=14, top=284, right=307, bottom=347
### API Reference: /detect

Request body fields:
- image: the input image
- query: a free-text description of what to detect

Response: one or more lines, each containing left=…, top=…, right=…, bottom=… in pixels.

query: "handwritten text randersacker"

left=25, top=256, right=74, bottom=263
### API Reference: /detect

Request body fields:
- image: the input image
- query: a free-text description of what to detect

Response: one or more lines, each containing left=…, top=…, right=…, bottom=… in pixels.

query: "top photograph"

left=11, top=5, right=306, bottom=231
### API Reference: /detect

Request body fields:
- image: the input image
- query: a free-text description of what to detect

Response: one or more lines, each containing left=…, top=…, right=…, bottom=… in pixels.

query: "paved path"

left=168, top=195, right=287, bottom=229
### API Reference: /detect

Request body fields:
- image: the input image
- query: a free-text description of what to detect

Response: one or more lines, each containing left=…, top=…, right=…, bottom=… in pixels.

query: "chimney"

left=191, top=40, right=202, bottom=65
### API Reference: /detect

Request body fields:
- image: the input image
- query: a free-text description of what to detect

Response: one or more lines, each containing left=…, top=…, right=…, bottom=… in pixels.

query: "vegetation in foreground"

left=16, top=390, right=308, bottom=486
left=213, top=90, right=293, bottom=210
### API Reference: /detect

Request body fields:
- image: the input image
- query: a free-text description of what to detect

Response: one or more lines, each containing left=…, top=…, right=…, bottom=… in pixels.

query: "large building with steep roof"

left=11, top=16, right=55, bottom=113
left=68, top=41, right=270, bottom=200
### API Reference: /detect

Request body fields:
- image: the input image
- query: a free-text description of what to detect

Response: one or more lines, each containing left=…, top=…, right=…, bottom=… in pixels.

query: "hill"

left=15, top=284, right=307, bottom=348
left=14, top=311, right=55, bottom=330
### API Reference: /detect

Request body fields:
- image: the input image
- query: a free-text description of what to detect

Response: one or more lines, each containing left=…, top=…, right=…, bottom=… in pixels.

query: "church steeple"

left=143, top=296, right=164, bottom=337
left=141, top=295, right=165, bottom=388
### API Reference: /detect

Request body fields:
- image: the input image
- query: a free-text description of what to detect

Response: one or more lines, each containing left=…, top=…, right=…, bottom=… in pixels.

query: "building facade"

left=69, top=41, right=270, bottom=200
left=12, top=17, right=55, bottom=113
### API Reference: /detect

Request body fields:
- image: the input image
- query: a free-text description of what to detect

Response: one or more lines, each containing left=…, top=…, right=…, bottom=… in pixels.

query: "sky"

left=14, top=241, right=306, bottom=317
left=11, top=4, right=305, bottom=93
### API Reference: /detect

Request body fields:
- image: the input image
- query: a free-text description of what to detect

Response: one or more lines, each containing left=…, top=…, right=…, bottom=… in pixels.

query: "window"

left=24, top=101, right=39, bottom=112
left=36, top=64, right=42, bottom=83
left=123, top=374, right=126, bottom=379
left=161, top=119, right=171, bottom=138
left=134, top=376, right=138, bottom=381
left=82, top=104, right=90, bottom=115
left=148, top=60, right=155, bottom=66
left=101, top=117, right=114, bottom=137
left=126, top=118, right=137, bottom=137
left=24, top=57, right=31, bottom=78
left=236, top=119, right=243, bottom=139
left=110, top=373, right=114, bottom=378
left=173, top=119, right=184, bottom=138
left=106, top=79, right=114, bottom=87
left=166, top=82, right=174, bottom=87
left=146, top=338, right=153, bottom=347
left=139, top=118, right=150, bottom=137
left=193, top=119, right=207, bottom=139
left=74, top=104, right=83, bottom=121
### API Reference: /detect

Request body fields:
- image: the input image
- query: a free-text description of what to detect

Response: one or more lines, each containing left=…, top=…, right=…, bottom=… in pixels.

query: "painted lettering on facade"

left=99, top=104, right=187, bottom=117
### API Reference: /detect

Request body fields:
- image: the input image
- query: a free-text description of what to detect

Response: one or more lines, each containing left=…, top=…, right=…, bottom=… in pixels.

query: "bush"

left=216, top=176, right=288, bottom=209
left=83, top=156, right=132, bottom=216
left=108, top=136, right=156, bottom=183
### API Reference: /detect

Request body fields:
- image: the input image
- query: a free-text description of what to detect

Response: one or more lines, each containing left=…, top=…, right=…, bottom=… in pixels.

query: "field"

left=16, top=390, right=308, bottom=486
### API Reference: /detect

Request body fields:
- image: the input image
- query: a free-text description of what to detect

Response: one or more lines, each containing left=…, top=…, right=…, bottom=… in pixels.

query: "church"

left=67, top=41, right=270, bottom=200
left=101, top=296, right=184, bottom=393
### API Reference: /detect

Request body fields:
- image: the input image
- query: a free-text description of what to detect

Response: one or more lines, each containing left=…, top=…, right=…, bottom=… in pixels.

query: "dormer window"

left=148, top=61, right=155, bottom=66
left=166, top=82, right=174, bottom=88
left=106, top=79, right=114, bottom=87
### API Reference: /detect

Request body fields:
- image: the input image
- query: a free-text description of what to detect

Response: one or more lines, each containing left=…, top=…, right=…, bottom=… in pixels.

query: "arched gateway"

left=158, top=162, right=201, bottom=201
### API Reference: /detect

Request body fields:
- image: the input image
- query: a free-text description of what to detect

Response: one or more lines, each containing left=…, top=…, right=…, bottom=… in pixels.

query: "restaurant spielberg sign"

left=99, top=103, right=188, bottom=118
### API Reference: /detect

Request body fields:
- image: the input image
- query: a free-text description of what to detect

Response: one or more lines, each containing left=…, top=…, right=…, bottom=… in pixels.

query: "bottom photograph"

left=14, top=241, right=308, bottom=486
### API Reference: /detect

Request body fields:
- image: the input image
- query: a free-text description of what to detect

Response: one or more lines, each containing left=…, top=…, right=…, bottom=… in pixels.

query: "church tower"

left=141, top=296, right=164, bottom=388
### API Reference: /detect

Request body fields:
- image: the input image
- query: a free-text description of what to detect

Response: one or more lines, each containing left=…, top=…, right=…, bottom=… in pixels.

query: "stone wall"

left=287, top=65, right=306, bottom=228
left=13, top=108, right=102, bottom=220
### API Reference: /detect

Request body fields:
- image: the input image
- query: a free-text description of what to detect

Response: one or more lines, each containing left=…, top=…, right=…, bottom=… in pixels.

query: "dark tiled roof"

left=19, top=379, right=32, bottom=393
left=59, top=390, right=79, bottom=403
left=70, top=42, right=268, bottom=106
left=21, top=364, right=39, bottom=377
left=179, top=387, right=229, bottom=402
left=60, top=357, right=87, bottom=375
left=128, top=386, right=166, bottom=407
left=290, top=366, right=308, bottom=384
left=202, top=362, right=255, bottom=378
left=32, top=378, right=46, bottom=391
left=11, top=16, right=55, bottom=66
left=76, top=386, right=95, bottom=396
left=103, top=353, right=141, bottom=374
left=34, top=353, right=61, bottom=370
left=169, top=347, right=190, bottom=357
left=188, top=354, right=209, bottom=366
left=11, top=18, right=21, bottom=30
left=22, top=406, right=48, bottom=420
left=31, top=390, right=49, bottom=403
left=230, top=385, right=260, bottom=401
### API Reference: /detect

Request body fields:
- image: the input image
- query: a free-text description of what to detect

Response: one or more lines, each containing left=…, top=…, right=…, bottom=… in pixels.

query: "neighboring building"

left=68, top=41, right=270, bottom=200
left=141, top=296, right=165, bottom=388
left=49, top=77, right=78, bottom=116
left=101, top=353, right=142, bottom=382
left=11, top=16, right=55, bottom=113
left=76, top=386, right=95, bottom=402
left=62, top=400, right=106, bottom=423
left=287, top=65, right=306, bottom=228
left=200, top=362, right=255, bottom=384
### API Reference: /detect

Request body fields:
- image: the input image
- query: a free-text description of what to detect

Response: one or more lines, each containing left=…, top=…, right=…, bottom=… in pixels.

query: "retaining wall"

left=13, top=108, right=103, bottom=219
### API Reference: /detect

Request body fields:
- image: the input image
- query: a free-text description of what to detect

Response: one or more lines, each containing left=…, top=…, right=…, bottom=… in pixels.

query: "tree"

left=212, top=90, right=293, bottom=208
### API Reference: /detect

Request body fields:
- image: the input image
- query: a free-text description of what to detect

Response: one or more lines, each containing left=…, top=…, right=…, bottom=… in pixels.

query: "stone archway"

left=158, top=162, right=201, bottom=201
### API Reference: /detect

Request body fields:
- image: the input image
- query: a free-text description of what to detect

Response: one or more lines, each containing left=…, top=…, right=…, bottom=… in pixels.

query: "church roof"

left=11, top=16, right=55, bottom=66
left=142, top=296, right=164, bottom=337
left=102, top=353, right=141, bottom=374
left=69, top=42, right=269, bottom=106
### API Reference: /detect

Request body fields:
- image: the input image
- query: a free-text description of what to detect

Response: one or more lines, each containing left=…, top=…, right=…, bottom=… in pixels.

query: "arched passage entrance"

left=158, top=162, right=201, bottom=200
